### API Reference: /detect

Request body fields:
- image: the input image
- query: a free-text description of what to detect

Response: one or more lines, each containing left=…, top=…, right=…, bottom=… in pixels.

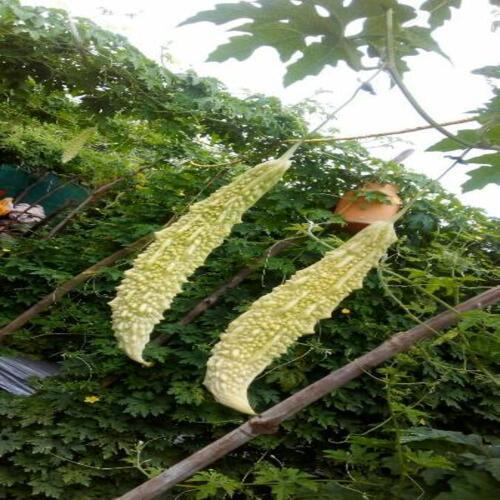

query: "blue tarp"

left=0, top=356, right=60, bottom=395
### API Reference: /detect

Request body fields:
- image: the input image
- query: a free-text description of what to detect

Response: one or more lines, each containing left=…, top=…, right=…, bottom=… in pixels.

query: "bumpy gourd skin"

left=110, top=158, right=292, bottom=365
left=204, top=221, right=397, bottom=414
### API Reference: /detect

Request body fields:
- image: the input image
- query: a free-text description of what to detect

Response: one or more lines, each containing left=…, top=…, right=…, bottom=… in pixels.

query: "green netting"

left=0, top=164, right=88, bottom=215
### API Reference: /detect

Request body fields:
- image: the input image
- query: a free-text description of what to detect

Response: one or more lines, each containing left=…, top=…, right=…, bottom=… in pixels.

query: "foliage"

left=0, top=1, right=499, bottom=499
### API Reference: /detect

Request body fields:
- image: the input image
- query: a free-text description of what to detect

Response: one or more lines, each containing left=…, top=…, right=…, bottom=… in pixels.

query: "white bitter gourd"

left=110, top=150, right=297, bottom=365
left=204, top=220, right=397, bottom=414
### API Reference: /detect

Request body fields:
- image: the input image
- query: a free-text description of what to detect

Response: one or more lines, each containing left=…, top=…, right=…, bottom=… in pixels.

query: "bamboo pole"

left=116, top=287, right=500, bottom=500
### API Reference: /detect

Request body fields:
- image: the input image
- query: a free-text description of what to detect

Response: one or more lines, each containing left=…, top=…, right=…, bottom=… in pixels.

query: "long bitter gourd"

left=110, top=151, right=296, bottom=365
left=204, top=220, right=397, bottom=414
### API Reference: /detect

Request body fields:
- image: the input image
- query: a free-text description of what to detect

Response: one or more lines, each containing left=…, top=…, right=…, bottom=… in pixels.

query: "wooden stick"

left=285, top=117, right=476, bottom=144
left=115, top=287, right=500, bottom=500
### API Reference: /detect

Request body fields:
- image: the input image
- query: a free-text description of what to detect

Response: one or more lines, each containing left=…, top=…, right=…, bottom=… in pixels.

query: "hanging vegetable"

left=204, top=220, right=397, bottom=414
left=61, top=127, right=97, bottom=163
left=110, top=149, right=297, bottom=365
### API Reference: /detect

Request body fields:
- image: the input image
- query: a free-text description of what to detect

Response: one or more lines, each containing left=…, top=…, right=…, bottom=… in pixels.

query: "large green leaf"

left=462, top=152, right=500, bottom=192
left=179, top=2, right=263, bottom=26
left=427, top=129, right=483, bottom=152
left=181, top=0, right=452, bottom=86
left=401, top=428, right=485, bottom=449
left=284, top=38, right=364, bottom=86
left=208, top=34, right=267, bottom=62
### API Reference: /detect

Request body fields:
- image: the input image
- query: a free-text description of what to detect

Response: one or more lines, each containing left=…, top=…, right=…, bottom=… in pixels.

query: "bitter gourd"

left=204, top=220, right=397, bottom=414
left=110, top=150, right=296, bottom=365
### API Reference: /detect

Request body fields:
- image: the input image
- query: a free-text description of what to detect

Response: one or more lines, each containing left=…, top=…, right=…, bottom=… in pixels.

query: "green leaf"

left=472, top=65, right=500, bottom=79
left=167, top=381, right=205, bottom=406
left=405, top=449, right=456, bottom=470
left=401, top=428, right=484, bottom=449
left=462, top=165, right=500, bottom=192
left=467, top=152, right=500, bottom=167
left=427, top=129, right=482, bottom=151
left=421, top=0, right=462, bottom=28
left=187, top=470, right=240, bottom=499
left=284, top=39, right=363, bottom=86
left=401, top=26, right=450, bottom=60
left=431, top=328, right=460, bottom=346
left=207, top=35, right=265, bottom=62
left=179, top=3, right=261, bottom=27
left=484, top=458, right=500, bottom=481
left=207, top=17, right=308, bottom=64
left=182, top=0, right=436, bottom=84
left=461, top=153, right=500, bottom=191
left=254, top=466, right=318, bottom=500
left=324, top=449, right=352, bottom=462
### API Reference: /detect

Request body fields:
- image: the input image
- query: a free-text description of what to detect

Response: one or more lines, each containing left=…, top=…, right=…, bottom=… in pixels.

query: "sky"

left=21, top=0, right=500, bottom=216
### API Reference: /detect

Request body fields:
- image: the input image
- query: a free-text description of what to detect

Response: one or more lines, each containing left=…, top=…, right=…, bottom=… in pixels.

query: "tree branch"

left=115, top=286, right=500, bottom=500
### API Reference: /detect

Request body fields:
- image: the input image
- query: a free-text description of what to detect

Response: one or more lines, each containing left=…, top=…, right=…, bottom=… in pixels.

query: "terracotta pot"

left=333, top=182, right=402, bottom=233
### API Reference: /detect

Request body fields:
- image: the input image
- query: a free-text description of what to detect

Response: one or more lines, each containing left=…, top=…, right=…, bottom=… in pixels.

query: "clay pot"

left=334, top=182, right=402, bottom=233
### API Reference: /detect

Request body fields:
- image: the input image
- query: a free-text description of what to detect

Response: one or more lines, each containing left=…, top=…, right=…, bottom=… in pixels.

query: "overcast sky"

left=22, top=0, right=500, bottom=216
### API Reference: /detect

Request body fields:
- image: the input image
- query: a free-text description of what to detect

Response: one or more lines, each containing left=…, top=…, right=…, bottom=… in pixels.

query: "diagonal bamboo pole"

left=115, top=286, right=500, bottom=500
